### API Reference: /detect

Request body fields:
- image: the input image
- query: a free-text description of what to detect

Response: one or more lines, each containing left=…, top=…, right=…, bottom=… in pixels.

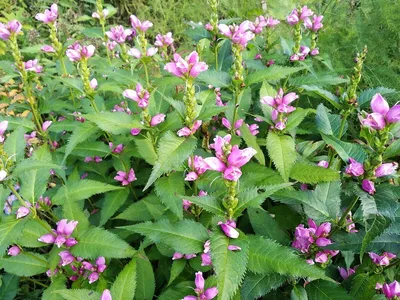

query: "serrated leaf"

left=322, top=134, right=367, bottom=163
left=241, top=273, right=287, bottom=300
left=211, top=229, right=249, bottom=300
left=266, top=132, right=297, bottom=181
left=135, top=254, right=155, bottom=300
left=245, top=66, right=305, bottom=85
left=71, top=141, right=111, bottom=157
left=155, top=172, right=185, bottom=220
left=159, top=281, right=193, bottom=300
left=62, top=198, right=90, bottom=232
left=0, top=274, right=19, bottom=300
left=197, top=70, right=232, bottom=87
left=291, top=285, right=308, bottom=300
left=84, top=112, right=142, bottom=135
left=305, top=280, right=352, bottom=300
left=354, top=186, right=378, bottom=220
left=240, top=124, right=265, bottom=165
left=248, top=208, right=290, bottom=245
left=181, top=194, right=225, bottom=216
left=144, top=132, right=197, bottom=190
left=53, top=179, right=123, bottom=205
left=247, top=236, right=331, bottom=280
left=110, top=258, right=137, bottom=300
left=71, top=227, right=136, bottom=259
left=12, top=159, right=62, bottom=176
left=357, top=87, right=396, bottom=108
left=4, top=126, right=26, bottom=162
left=0, top=217, right=28, bottom=254
left=134, top=137, right=157, bottom=165
left=168, top=259, right=186, bottom=286
left=289, top=163, right=340, bottom=183
left=218, top=40, right=233, bottom=71
left=42, top=276, right=66, bottom=300
left=0, top=252, right=48, bottom=276
left=350, top=274, right=384, bottom=300
left=383, top=139, right=400, bottom=159
left=114, top=195, right=160, bottom=222
left=313, top=181, right=342, bottom=219
left=316, top=104, right=334, bottom=135
left=290, top=74, right=348, bottom=87
left=360, top=215, right=389, bottom=260
left=302, top=85, right=342, bottom=109
left=63, top=122, right=100, bottom=162
left=286, top=108, right=310, bottom=131
left=120, top=219, right=209, bottom=254
left=53, top=289, right=101, bottom=300
left=19, top=219, right=51, bottom=248
left=19, top=167, right=50, bottom=202
left=100, top=188, right=130, bottom=226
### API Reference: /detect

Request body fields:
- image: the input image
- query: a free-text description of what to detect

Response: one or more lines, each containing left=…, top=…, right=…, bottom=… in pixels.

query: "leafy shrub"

left=0, top=1, right=399, bottom=299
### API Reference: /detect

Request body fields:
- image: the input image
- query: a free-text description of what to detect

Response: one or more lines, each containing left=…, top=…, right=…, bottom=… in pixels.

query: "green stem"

left=330, top=196, right=359, bottom=236
left=7, top=182, right=28, bottom=208
left=215, top=46, right=219, bottom=70
left=231, top=87, right=240, bottom=134
left=142, top=61, right=150, bottom=87
left=22, top=277, right=49, bottom=288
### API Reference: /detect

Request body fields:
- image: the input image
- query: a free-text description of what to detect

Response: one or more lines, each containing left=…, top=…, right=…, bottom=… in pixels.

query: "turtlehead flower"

left=16, top=204, right=30, bottom=219
left=178, top=120, right=202, bottom=137
left=261, top=88, right=298, bottom=114
left=369, top=251, right=396, bottom=266
left=66, top=43, right=95, bottom=62
left=338, top=267, right=355, bottom=280
left=317, top=160, right=329, bottom=168
left=361, top=93, right=400, bottom=129
left=0, top=20, right=22, bottom=41
left=0, top=120, right=8, bottom=143
left=375, top=162, right=398, bottom=177
left=8, top=245, right=21, bottom=256
left=345, top=211, right=358, bottom=233
left=266, top=17, right=280, bottom=28
left=131, top=128, right=141, bottom=136
left=24, top=59, right=43, bottom=73
left=300, top=6, right=314, bottom=20
left=362, top=179, right=375, bottom=195
left=90, top=78, right=98, bottom=90
left=42, top=120, right=52, bottom=132
left=228, top=245, right=242, bottom=251
left=92, top=9, right=109, bottom=19
left=150, top=114, right=166, bottom=127
left=82, top=256, right=107, bottom=284
left=218, top=220, right=239, bottom=239
left=41, top=45, right=56, bottom=53
left=106, top=25, right=133, bottom=44
left=59, top=250, right=75, bottom=266
left=109, top=142, right=124, bottom=154
left=249, top=16, right=268, bottom=34
left=130, top=15, right=153, bottom=32
left=155, top=32, right=174, bottom=47
left=310, top=48, right=319, bottom=56
left=35, top=3, right=58, bottom=24
left=164, top=51, right=208, bottom=78
left=38, top=219, right=78, bottom=248
left=345, top=158, right=364, bottom=177
left=123, top=83, right=150, bottom=108
left=114, top=168, right=136, bottom=186
left=218, top=21, right=254, bottom=49
left=304, top=15, right=323, bottom=32
left=100, top=290, right=112, bottom=300
left=380, top=281, right=400, bottom=299
left=183, top=272, right=218, bottom=300
left=185, top=155, right=209, bottom=181
left=172, top=252, right=196, bottom=260
left=128, top=47, right=158, bottom=59
left=286, top=9, right=300, bottom=26
left=222, top=118, right=243, bottom=135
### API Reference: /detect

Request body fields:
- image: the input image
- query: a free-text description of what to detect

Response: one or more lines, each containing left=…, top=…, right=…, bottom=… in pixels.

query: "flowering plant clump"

left=0, top=1, right=399, bottom=299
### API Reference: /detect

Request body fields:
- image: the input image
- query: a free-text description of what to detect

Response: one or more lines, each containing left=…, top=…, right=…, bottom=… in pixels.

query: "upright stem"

left=184, top=77, right=196, bottom=127
left=330, top=196, right=359, bottom=236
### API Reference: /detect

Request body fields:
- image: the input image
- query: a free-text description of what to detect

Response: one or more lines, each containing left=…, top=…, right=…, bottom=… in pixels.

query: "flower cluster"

left=114, top=168, right=136, bottom=186
left=218, top=21, right=254, bottom=50
left=376, top=281, right=400, bottom=299
left=106, top=25, right=133, bottom=44
left=292, top=219, right=339, bottom=265
left=0, top=20, right=22, bottom=41
left=164, top=51, right=208, bottom=79
left=38, top=219, right=78, bottom=248
left=35, top=3, right=58, bottom=24
left=177, top=120, right=202, bottom=137
left=183, top=272, right=218, bottom=300
left=66, top=43, right=95, bottom=62
left=369, top=251, right=397, bottom=266
left=361, top=93, right=400, bottom=130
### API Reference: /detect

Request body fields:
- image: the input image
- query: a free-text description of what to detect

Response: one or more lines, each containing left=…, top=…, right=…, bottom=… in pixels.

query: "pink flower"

left=155, top=32, right=174, bottom=47
left=362, top=179, right=375, bottom=195
left=304, top=15, right=323, bottom=32
left=35, top=3, right=58, bottom=24
left=345, top=158, right=364, bottom=177
left=369, top=252, right=396, bottom=266
left=184, top=272, right=218, bottom=300
left=0, top=20, right=22, bottom=41
left=338, top=267, right=355, bottom=280
left=248, top=124, right=259, bottom=135
left=375, top=162, right=398, bottom=177
left=59, top=250, right=75, bottom=266
left=100, top=290, right=112, bottom=300
left=131, top=128, right=141, bottom=136
left=254, top=53, right=262, bottom=60
left=123, top=83, right=150, bottom=108
left=106, top=25, right=133, bottom=44
left=177, top=120, right=202, bottom=137
left=127, top=47, right=158, bottom=58
left=164, top=51, right=208, bottom=78
left=317, top=160, right=329, bottom=168
left=38, top=219, right=78, bottom=248
left=228, top=245, right=242, bottom=251
left=310, top=48, right=319, bottom=56
left=24, top=59, right=43, bottom=73
left=221, top=118, right=243, bottom=135
left=345, top=211, right=358, bottom=233
left=42, top=120, right=52, bottom=132
left=218, top=221, right=239, bottom=238
left=361, top=113, right=386, bottom=130
left=249, top=16, right=268, bottom=34
left=16, top=206, right=30, bottom=219
left=90, top=78, right=98, bottom=90
left=41, top=45, right=56, bottom=53
left=8, top=245, right=21, bottom=256
left=201, top=253, right=212, bottom=266
left=0, top=120, right=8, bottom=143
left=261, top=88, right=298, bottom=113
left=300, top=6, right=314, bottom=20
left=66, top=43, right=95, bottom=62
left=218, top=21, right=254, bottom=49
left=382, top=281, right=400, bottom=299
left=266, top=17, right=280, bottom=28
left=361, top=93, right=400, bottom=129
left=150, top=114, right=166, bottom=127
left=109, top=142, right=124, bottom=154
left=130, top=15, right=153, bottom=32
left=114, top=168, right=137, bottom=186
left=92, top=9, right=109, bottom=19
left=286, top=9, right=299, bottom=26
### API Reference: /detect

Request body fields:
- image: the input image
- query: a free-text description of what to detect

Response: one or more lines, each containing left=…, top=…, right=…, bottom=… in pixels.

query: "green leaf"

left=144, top=132, right=197, bottom=190
left=322, top=134, right=367, bottom=163
left=181, top=194, right=225, bottom=216
left=100, top=188, right=130, bottom=226
left=71, top=227, right=136, bottom=259
left=241, top=273, right=287, bottom=300
left=266, top=132, right=297, bottom=181
left=313, top=181, right=342, bottom=219
left=71, top=141, right=111, bottom=157
left=63, top=122, right=100, bottom=162
left=360, top=215, right=389, bottom=260
left=168, top=259, right=186, bottom=286
left=291, top=285, right=308, bottom=300
left=350, top=274, right=384, bottom=300
left=0, top=252, right=48, bottom=276
left=240, top=124, right=265, bottom=165
left=110, top=258, right=137, bottom=300
left=12, top=159, right=62, bottom=177
left=316, top=104, right=334, bottom=135
left=20, top=219, right=51, bottom=248
left=233, top=183, right=293, bottom=217
left=53, top=179, right=123, bottom=205
left=159, top=281, right=194, bottom=300
left=305, top=280, right=352, bottom=300
left=134, top=137, right=157, bottom=165
left=248, top=208, right=290, bottom=245
left=197, top=70, right=232, bottom=87
left=289, top=163, right=340, bottom=183
left=210, top=229, right=249, bottom=300
left=302, top=85, right=342, bottom=109
left=42, top=276, right=67, bottom=300
left=120, top=219, right=209, bottom=254
left=155, top=172, right=185, bottom=220
left=247, top=236, right=331, bottom=281
left=53, top=289, right=101, bottom=300
left=286, top=108, right=311, bottom=131
left=19, top=167, right=50, bottom=202
left=290, top=74, right=348, bottom=87
left=357, top=87, right=396, bottom=108
left=0, top=274, right=19, bottom=300
left=218, top=40, right=233, bottom=71
left=4, top=126, right=26, bottom=162
left=135, top=254, right=155, bottom=300
left=245, top=66, right=305, bottom=85
left=354, top=186, right=378, bottom=220
left=82, top=27, right=103, bottom=38
left=383, top=139, right=400, bottom=159
left=0, top=217, right=28, bottom=254
left=62, top=198, right=90, bottom=232
left=57, top=77, right=84, bottom=93
left=84, top=112, right=142, bottom=135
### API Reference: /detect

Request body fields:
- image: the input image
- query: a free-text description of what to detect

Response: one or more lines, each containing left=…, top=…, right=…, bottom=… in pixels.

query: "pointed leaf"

left=84, top=112, right=142, bottom=135
left=305, top=280, right=352, bottom=300
left=245, top=66, right=305, bottom=85
left=4, top=126, right=26, bottom=162
left=322, top=134, right=367, bottom=163
left=241, top=273, right=287, bottom=300
left=110, top=258, right=137, bottom=300
left=0, top=274, right=19, bottom=300
left=360, top=215, right=390, bottom=260
left=240, top=124, right=265, bottom=165
left=53, top=289, right=101, bottom=300
left=0, top=252, right=48, bottom=276
left=100, top=188, right=130, bottom=226
left=155, top=172, right=185, bottom=220
left=135, top=254, right=155, bottom=300
left=289, top=163, right=340, bottom=183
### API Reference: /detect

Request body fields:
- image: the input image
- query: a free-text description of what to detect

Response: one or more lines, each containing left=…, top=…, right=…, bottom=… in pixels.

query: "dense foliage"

left=0, top=0, right=399, bottom=299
